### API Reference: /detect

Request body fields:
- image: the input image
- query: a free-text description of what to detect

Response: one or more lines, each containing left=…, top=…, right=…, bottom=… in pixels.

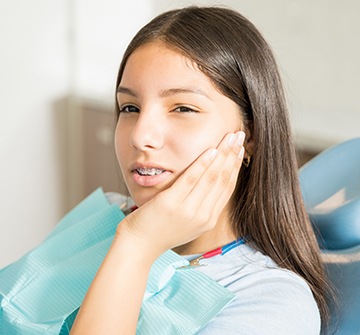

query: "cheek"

left=114, top=125, right=129, bottom=171
left=173, top=112, right=242, bottom=169
left=173, top=127, right=228, bottom=167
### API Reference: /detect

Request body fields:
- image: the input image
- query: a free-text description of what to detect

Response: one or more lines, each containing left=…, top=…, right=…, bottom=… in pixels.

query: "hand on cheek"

left=116, top=131, right=246, bottom=259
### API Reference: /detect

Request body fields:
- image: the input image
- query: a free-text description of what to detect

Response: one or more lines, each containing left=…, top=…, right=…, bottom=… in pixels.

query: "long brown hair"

left=114, top=6, right=333, bottom=331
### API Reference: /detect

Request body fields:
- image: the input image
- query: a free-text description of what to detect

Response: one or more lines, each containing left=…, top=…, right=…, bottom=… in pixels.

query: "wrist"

left=114, top=221, right=165, bottom=265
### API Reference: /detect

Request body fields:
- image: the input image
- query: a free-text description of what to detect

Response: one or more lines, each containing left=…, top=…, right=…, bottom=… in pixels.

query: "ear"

left=245, top=138, right=255, bottom=157
left=243, top=128, right=255, bottom=157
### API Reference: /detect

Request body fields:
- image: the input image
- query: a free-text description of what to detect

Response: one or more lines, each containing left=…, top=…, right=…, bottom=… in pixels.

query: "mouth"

left=134, top=167, right=166, bottom=176
left=130, top=164, right=172, bottom=187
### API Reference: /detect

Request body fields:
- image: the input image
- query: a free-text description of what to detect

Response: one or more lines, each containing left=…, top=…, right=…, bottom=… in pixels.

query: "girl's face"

left=115, top=41, right=243, bottom=206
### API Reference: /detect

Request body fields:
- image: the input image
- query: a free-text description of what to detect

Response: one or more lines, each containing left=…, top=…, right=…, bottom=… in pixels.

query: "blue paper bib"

left=0, top=188, right=234, bottom=334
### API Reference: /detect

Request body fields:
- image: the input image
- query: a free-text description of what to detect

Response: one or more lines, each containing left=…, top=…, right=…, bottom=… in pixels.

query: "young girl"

left=71, top=6, right=332, bottom=334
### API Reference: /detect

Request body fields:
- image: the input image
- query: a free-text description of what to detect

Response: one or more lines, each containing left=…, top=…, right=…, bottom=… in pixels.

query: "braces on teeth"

left=136, top=168, right=164, bottom=176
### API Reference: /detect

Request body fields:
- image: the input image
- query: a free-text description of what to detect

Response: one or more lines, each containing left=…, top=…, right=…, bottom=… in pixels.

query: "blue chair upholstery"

left=299, top=137, right=360, bottom=334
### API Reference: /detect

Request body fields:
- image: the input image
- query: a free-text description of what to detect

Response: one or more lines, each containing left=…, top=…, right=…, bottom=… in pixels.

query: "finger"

left=161, top=146, right=219, bottom=205
left=195, top=132, right=245, bottom=217
left=183, top=131, right=245, bottom=210
left=210, top=145, right=245, bottom=218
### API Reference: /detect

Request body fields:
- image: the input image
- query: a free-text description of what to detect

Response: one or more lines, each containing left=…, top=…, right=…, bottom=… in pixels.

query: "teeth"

left=136, top=168, right=164, bottom=176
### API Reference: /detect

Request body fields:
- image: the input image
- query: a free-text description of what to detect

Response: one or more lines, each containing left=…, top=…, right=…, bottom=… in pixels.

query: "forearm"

left=70, top=229, right=158, bottom=335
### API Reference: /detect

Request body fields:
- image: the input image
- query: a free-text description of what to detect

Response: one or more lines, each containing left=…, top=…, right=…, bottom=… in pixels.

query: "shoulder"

left=195, top=245, right=321, bottom=335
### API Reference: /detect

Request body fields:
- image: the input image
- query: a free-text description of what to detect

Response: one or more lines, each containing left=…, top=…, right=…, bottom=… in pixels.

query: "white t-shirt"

left=185, top=245, right=321, bottom=335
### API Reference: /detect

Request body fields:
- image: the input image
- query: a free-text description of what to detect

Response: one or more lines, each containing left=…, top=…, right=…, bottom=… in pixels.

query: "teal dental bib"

left=0, top=188, right=234, bottom=334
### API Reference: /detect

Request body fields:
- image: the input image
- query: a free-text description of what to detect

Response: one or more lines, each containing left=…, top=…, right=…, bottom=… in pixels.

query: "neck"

left=172, top=206, right=237, bottom=255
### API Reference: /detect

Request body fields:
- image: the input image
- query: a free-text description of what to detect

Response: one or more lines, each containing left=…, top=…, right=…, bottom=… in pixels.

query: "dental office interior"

left=0, top=0, right=359, bottom=270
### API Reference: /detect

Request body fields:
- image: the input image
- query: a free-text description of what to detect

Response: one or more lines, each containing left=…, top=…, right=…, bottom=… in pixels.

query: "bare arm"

left=70, top=131, right=245, bottom=335
left=70, top=231, right=156, bottom=334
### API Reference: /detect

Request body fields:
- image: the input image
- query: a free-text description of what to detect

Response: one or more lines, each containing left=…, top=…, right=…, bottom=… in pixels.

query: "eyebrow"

left=117, top=86, right=211, bottom=99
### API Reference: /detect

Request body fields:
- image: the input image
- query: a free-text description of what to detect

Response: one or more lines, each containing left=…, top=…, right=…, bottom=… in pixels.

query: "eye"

left=173, top=106, right=198, bottom=113
left=119, top=105, right=139, bottom=113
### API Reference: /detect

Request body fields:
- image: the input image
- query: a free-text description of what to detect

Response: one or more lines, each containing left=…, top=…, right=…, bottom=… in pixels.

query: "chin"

left=126, top=175, right=177, bottom=207
left=128, top=188, right=160, bottom=207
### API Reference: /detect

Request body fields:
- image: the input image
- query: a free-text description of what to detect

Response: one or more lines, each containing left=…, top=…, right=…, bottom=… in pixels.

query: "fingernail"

left=238, top=146, right=245, bottom=159
left=209, top=148, right=218, bottom=160
left=227, top=133, right=236, bottom=146
left=237, top=131, right=246, bottom=146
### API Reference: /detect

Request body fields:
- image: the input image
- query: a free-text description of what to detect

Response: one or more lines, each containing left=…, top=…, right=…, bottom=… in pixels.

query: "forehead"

left=125, top=40, right=197, bottom=70
left=120, top=41, right=216, bottom=91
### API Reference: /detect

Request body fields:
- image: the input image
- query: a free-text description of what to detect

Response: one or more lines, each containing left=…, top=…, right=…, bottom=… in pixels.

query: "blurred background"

left=0, top=0, right=359, bottom=268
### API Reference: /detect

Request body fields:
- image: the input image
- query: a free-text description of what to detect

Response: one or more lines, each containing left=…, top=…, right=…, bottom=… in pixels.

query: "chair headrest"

left=299, top=138, right=360, bottom=250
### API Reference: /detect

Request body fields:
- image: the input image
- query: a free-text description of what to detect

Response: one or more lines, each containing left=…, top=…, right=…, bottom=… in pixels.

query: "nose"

left=129, top=108, right=165, bottom=151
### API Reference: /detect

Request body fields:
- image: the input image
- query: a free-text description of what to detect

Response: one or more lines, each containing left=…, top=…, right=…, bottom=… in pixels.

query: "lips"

left=130, top=163, right=172, bottom=187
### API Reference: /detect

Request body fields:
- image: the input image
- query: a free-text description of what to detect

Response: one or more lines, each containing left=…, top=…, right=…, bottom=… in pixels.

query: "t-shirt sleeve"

left=196, top=268, right=321, bottom=335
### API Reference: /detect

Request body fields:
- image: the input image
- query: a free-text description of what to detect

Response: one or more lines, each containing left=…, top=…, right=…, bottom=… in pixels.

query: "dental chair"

left=299, top=137, right=360, bottom=334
